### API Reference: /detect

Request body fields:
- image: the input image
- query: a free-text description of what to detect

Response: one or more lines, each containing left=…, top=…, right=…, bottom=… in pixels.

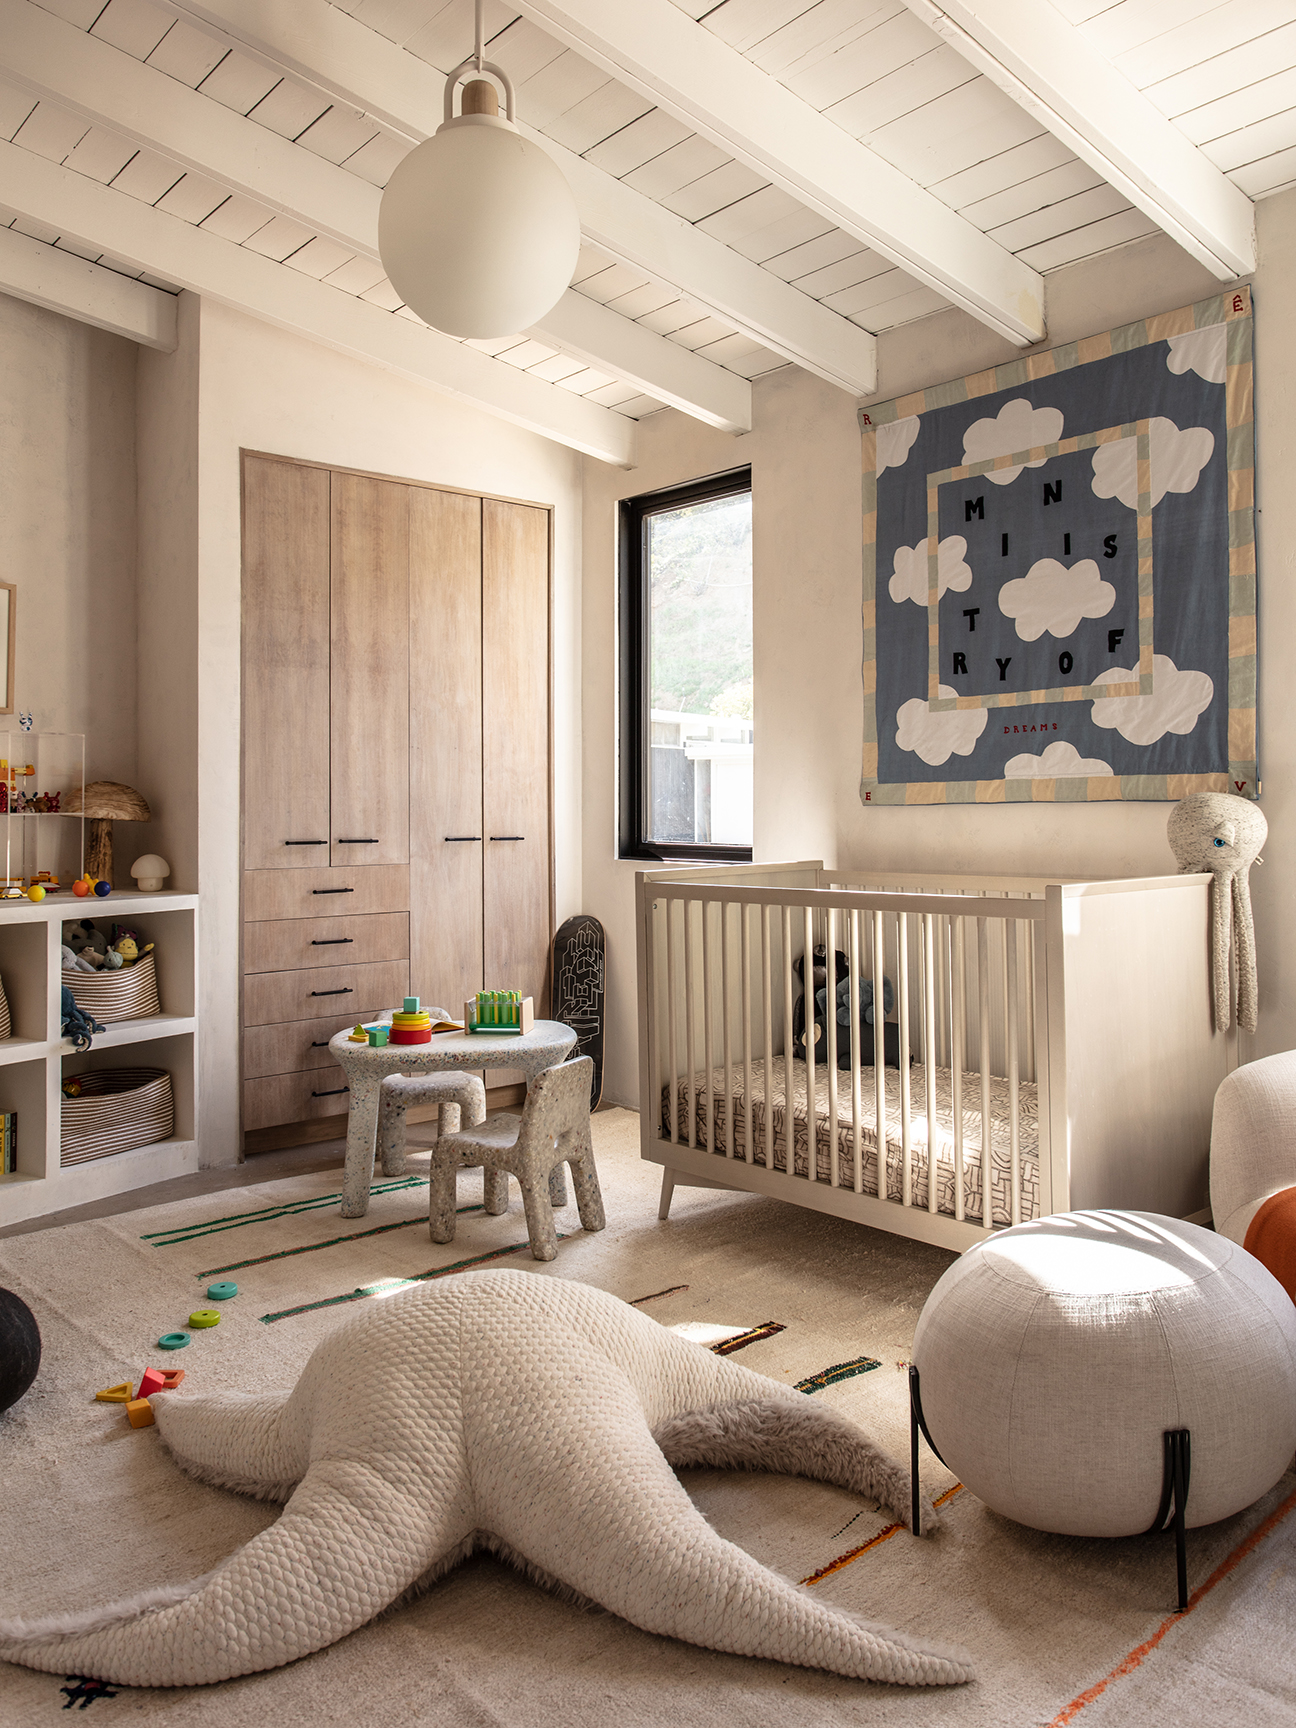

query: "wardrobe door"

left=330, top=474, right=410, bottom=867
left=241, top=456, right=331, bottom=870
left=409, top=487, right=483, bottom=1013
left=482, top=499, right=551, bottom=1009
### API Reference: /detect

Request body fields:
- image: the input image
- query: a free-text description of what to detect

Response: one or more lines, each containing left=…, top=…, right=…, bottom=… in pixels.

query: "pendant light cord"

left=475, top=0, right=484, bottom=72
left=443, top=0, right=517, bottom=125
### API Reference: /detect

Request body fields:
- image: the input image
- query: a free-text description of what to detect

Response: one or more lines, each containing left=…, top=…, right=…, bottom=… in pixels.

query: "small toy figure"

left=110, top=928, right=154, bottom=967
left=17, top=712, right=31, bottom=733
left=63, top=921, right=110, bottom=969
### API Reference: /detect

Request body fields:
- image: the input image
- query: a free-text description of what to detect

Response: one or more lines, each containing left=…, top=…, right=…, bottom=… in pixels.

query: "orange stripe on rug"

left=801, top=1484, right=964, bottom=1586
left=1048, top=1484, right=1296, bottom=1726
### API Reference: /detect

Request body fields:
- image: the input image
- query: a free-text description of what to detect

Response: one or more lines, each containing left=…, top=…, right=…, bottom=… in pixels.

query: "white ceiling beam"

left=903, top=0, right=1255, bottom=280
left=514, top=0, right=1046, bottom=346
left=0, top=0, right=747, bottom=433
left=159, top=0, right=878, bottom=393
left=0, top=223, right=177, bottom=348
left=0, top=142, right=635, bottom=465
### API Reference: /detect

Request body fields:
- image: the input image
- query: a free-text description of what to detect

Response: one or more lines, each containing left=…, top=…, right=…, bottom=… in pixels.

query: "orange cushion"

left=1243, top=1187, right=1296, bottom=1305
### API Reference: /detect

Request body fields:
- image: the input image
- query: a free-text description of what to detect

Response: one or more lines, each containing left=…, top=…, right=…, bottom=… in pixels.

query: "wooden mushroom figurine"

left=61, top=782, right=151, bottom=887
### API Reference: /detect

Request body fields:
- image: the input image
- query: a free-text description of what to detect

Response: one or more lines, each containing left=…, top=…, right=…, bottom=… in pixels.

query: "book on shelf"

left=1, top=1111, right=15, bottom=1174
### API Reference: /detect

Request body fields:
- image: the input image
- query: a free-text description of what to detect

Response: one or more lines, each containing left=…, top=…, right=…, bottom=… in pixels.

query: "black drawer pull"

left=311, top=937, right=354, bottom=946
left=312, top=887, right=355, bottom=895
left=310, top=1040, right=331, bottom=1047
left=285, top=839, right=327, bottom=846
left=337, top=838, right=378, bottom=844
left=490, top=835, right=524, bottom=841
left=310, top=987, right=353, bottom=997
left=311, top=1086, right=349, bottom=1098
left=445, top=835, right=481, bottom=842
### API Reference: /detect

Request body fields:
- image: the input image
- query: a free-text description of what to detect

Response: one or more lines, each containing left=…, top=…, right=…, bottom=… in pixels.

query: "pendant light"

left=378, top=0, right=581, bottom=340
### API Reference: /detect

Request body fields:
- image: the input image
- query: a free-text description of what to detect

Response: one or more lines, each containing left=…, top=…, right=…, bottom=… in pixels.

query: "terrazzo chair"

left=428, top=1056, right=605, bottom=1260
left=1210, top=1050, right=1296, bottom=1303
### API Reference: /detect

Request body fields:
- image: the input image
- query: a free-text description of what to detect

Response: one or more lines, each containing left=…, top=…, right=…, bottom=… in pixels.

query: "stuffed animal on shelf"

left=110, top=929, right=154, bottom=967
left=62, top=922, right=110, bottom=970
left=60, top=943, right=96, bottom=975
left=1167, top=791, right=1268, bottom=1033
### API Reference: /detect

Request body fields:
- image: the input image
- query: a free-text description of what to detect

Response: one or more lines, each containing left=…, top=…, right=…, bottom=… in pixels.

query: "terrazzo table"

left=330, top=1020, right=578, bottom=1218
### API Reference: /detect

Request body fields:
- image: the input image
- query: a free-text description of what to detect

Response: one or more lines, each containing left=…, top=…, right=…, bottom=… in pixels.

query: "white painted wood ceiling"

left=0, top=0, right=1290, bottom=429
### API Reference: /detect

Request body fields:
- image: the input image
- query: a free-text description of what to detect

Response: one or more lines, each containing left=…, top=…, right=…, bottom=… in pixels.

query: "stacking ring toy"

left=188, top=1310, right=221, bottom=1329
left=206, top=1282, right=238, bottom=1301
left=158, top=1333, right=190, bottom=1350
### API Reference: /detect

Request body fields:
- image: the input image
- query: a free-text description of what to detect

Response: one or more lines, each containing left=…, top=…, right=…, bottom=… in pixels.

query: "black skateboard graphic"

left=551, top=914, right=605, bottom=1109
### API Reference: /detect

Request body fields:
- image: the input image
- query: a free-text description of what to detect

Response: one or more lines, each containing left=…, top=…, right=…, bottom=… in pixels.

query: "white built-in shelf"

left=0, top=891, right=199, bottom=1227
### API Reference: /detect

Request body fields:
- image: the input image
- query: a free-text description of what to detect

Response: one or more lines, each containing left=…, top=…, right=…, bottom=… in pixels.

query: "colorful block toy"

left=126, top=1398, right=155, bottom=1429
left=94, top=1382, right=133, bottom=1403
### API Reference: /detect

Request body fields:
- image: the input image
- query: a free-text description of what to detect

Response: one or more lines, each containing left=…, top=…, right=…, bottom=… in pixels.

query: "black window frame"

left=618, top=465, right=753, bottom=864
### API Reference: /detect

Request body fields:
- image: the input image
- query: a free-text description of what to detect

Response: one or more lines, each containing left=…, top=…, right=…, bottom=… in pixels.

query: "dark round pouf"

left=0, top=1288, right=40, bottom=1414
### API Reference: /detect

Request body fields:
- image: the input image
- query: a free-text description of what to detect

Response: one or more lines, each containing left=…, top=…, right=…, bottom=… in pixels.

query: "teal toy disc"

left=158, top=1332, right=190, bottom=1350
left=206, top=1282, right=238, bottom=1301
left=188, top=1310, right=221, bottom=1329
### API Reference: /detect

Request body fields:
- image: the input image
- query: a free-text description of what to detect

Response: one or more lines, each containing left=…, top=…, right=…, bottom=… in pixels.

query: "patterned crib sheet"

left=662, top=1059, right=1039, bottom=1227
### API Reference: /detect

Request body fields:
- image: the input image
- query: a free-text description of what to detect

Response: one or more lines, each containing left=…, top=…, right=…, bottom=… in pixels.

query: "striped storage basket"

left=0, top=976, right=9, bottom=1040
left=61, top=1067, right=174, bottom=1167
left=62, top=953, right=160, bottom=1023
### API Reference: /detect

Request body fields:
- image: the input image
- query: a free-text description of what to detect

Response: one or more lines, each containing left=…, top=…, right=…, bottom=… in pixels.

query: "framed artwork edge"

left=0, top=582, right=15, bottom=716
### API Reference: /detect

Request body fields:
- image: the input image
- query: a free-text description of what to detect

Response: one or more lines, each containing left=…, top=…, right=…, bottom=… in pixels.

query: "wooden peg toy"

left=158, top=1368, right=185, bottom=1390
left=136, top=1368, right=167, bottom=1399
left=125, top=1398, right=155, bottom=1429
left=94, top=1382, right=133, bottom=1403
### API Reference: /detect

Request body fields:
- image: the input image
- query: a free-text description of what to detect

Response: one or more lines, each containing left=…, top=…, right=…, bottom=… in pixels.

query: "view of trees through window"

left=646, top=490, right=753, bottom=847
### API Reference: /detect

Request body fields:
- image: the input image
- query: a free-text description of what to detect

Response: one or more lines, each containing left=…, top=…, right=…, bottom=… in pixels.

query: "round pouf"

left=0, top=1288, right=41, bottom=1414
left=913, top=1211, right=1296, bottom=1535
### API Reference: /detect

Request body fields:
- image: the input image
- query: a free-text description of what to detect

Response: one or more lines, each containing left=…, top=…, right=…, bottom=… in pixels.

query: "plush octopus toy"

left=1167, top=791, right=1267, bottom=1033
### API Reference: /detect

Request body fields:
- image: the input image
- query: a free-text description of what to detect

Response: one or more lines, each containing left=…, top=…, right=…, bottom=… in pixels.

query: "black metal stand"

left=1145, top=1428, right=1192, bottom=1612
left=908, top=1365, right=946, bottom=1536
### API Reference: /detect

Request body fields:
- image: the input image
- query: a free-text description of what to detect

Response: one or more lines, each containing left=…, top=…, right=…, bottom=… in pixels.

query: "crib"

left=635, top=861, right=1232, bottom=1254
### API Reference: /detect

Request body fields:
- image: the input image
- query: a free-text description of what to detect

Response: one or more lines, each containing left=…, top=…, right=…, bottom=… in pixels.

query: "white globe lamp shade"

left=379, top=112, right=581, bottom=340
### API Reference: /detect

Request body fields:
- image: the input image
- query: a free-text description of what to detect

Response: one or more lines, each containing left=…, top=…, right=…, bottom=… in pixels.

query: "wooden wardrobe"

left=240, top=453, right=552, bottom=1144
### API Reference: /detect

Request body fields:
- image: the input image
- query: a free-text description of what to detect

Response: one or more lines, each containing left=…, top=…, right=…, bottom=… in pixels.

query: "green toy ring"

left=188, top=1310, right=221, bottom=1329
left=206, top=1282, right=238, bottom=1301
left=158, top=1332, right=190, bottom=1350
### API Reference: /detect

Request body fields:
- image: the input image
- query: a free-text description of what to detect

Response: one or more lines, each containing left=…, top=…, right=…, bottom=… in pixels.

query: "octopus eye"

left=1213, top=837, right=1226, bottom=847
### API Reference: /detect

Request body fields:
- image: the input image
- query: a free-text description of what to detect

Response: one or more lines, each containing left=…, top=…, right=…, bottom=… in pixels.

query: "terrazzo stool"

left=909, top=1210, right=1296, bottom=1610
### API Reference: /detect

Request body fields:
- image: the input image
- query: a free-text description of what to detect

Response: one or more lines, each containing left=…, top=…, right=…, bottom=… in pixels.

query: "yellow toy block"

left=126, top=1398, right=155, bottom=1429
left=95, top=1382, right=134, bottom=1403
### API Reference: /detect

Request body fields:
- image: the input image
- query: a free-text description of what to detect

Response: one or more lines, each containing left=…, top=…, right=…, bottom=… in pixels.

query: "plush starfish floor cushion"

left=0, top=1271, right=971, bottom=1690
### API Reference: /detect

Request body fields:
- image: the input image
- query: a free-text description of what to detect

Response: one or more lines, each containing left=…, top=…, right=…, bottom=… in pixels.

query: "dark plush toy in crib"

left=792, top=947, right=908, bottom=1069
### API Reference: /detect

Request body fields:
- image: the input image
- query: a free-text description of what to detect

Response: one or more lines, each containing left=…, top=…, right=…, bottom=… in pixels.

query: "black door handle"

left=311, top=937, right=354, bottom=945
left=337, top=838, right=378, bottom=844
left=312, top=887, right=355, bottom=894
left=285, top=839, right=327, bottom=846
left=445, top=836, right=481, bottom=842
left=310, top=1040, right=331, bottom=1047
left=311, top=1086, right=350, bottom=1098
left=310, top=987, right=353, bottom=997
left=490, top=835, right=525, bottom=841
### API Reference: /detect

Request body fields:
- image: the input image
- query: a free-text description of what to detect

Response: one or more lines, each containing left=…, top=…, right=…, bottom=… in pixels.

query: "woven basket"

left=62, top=952, right=160, bottom=1023
left=61, top=1067, right=173, bottom=1167
left=0, top=975, right=9, bottom=1040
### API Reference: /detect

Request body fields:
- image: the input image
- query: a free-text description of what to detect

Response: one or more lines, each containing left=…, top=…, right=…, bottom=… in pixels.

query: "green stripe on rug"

left=259, top=1232, right=572, bottom=1323
left=197, top=1204, right=484, bottom=1276
left=795, top=1356, right=881, bottom=1394
left=143, top=1178, right=426, bottom=1245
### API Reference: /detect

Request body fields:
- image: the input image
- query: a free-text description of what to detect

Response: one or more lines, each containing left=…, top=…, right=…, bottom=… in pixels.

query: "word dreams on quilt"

left=859, top=289, right=1257, bottom=806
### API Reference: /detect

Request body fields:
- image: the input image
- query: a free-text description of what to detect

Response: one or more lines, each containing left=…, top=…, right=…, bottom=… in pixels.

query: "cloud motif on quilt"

left=895, top=685, right=988, bottom=766
left=1166, top=324, right=1227, bottom=385
left=1089, top=653, right=1214, bottom=746
left=889, top=535, right=971, bottom=606
left=1091, top=417, right=1214, bottom=510
left=998, top=557, right=1115, bottom=641
left=875, top=415, right=920, bottom=475
left=1004, top=741, right=1114, bottom=779
left=962, top=399, right=1064, bottom=486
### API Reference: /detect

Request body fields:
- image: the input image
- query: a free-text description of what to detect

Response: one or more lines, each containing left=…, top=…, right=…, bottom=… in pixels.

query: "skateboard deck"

left=551, top=914, right=605, bottom=1109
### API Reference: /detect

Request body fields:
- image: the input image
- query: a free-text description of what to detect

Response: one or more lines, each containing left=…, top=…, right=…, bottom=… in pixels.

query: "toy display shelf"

left=0, top=891, right=198, bottom=1228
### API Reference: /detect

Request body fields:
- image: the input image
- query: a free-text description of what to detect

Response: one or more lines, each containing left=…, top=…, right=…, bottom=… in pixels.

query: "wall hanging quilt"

left=859, top=287, right=1255, bottom=805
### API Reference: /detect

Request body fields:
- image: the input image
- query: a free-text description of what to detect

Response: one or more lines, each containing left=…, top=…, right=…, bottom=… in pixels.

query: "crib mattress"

left=662, top=1058, right=1039, bottom=1227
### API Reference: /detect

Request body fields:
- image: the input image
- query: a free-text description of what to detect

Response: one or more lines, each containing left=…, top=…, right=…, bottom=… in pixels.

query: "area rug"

left=0, top=1110, right=1293, bottom=1725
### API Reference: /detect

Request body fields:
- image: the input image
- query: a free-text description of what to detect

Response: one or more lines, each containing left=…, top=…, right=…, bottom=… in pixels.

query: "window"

left=619, top=468, right=752, bottom=861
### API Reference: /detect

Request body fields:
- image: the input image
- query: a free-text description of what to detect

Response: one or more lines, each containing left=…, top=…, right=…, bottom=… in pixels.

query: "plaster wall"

left=581, top=212, right=1292, bottom=1108
left=138, top=296, right=584, bottom=1166
left=0, top=290, right=139, bottom=832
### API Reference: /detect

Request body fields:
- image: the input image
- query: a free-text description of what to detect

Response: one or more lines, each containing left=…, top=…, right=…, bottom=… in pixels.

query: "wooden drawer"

left=243, top=959, right=408, bottom=1027
left=243, top=1014, right=361, bottom=1080
left=243, top=864, right=409, bottom=922
left=243, top=912, right=409, bottom=975
left=244, top=1069, right=353, bottom=1133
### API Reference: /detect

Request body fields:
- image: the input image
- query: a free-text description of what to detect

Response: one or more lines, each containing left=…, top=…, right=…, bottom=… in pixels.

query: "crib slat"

left=826, top=907, right=839, bottom=1189
left=978, top=916, right=992, bottom=1228
left=924, top=913, right=938, bottom=1215
left=741, top=902, right=753, bottom=1167
left=703, top=903, right=715, bottom=1157
left=666, top=899, right=678, bottom=1146
left=951, top=918, right=965, bottom=1222
left=849, top=907, right=862, bottom=1194
left=872, top=909, right=885, bottom=1202
left=803, top=904, right=816, bottom=1183
left=684, top=902, right=697, bottom=1151
left=762, top=904, right=774, bottom=1173
left=898, top=911, right=912, bottom=1208
left=646, top=897, right=660, bottom=1150
left=1006, top=918, right=1021, bottom=1227
left=721, top=902, right=733, bottom=1161
left=783, top=906, right=794, bottom=1178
